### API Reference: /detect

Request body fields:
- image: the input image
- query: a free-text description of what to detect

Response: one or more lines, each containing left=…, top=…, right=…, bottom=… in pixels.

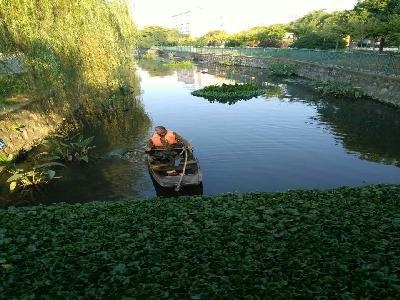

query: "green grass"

left=0, top=74, right=27, bottom=96
left=1, top=185, right=400, bottom=298
left=0, top=97, right=11, bottom=108
left=191, top=83, right=266, bottom=104
left=0, top=74, right=28, bottom=109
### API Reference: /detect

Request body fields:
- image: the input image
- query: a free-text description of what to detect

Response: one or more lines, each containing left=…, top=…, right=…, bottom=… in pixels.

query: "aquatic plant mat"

left=1, top=185, right=400, bottom=298
left=191, top=83, right=266, bottom=104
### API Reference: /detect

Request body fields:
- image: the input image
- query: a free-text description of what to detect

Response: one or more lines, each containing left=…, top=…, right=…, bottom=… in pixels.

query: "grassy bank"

left=1, top=185, right=400, bottom=298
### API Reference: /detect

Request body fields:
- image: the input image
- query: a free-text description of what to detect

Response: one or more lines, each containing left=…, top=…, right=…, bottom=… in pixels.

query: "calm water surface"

left=2, top=61, right=400, bottom=206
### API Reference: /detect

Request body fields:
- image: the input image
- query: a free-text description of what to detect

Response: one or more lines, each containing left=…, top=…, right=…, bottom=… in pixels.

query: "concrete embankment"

left=0, top=100, right=69, bottom=156
left=159, top=50, right=400, bottom=107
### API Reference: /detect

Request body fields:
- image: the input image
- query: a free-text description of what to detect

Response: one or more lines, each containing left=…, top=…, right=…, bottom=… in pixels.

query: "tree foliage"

left=353, top=0, right=400, bottom=50
left=0, top=0, right=137, bottom=92
left=197, top=30, right=230, bottom=47
left=138, top=26, right=192, bottom=48
left=134, top=1, right=400, bottom=52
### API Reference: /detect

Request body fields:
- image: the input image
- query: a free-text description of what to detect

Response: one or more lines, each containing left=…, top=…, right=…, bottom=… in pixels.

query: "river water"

left=1, top=60, right=400, bottom=206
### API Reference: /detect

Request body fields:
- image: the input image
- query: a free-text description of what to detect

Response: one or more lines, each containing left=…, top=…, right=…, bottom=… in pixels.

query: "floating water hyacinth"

left=191, top=83, right=266, bottom=105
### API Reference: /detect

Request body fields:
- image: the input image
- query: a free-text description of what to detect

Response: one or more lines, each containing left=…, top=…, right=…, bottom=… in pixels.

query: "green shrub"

left=191, top=83, right=265, bottom=104
left=163, top=60, right=193, bottom=68
left=314, top=81, right=365, bottom=100
left=43, top=134, right=95, bottom=163
left=0, top=74, right=27, bottom=97
left=1, top=185, right=400, bottom=298
left=292, top=32, right=346, bottom=50
left=269, top=63, right=295, bottom=77
left=141, top=52, right=158, bottom=60
left=0, top=153, right=14, bottom=172
left=6, top=161, right=64, bottom=193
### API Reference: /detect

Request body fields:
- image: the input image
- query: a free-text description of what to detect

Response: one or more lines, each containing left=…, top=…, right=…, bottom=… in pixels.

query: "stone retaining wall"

left=0, top=100, right=67, bottom=156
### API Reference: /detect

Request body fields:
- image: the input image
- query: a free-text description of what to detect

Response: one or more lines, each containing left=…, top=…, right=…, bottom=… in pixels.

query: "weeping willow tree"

left=0, top=0, right=137, bottom=97
left=0, top=0, right=151, bottom=151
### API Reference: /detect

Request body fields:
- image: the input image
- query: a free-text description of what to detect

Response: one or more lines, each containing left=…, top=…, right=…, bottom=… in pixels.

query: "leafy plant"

left=167, top=51, right=175, bottom=60
left=191, top=83, right=266, bottom=104
left=163, top=60, right=193, bottom=68
left=44, top=134, right=95, bottom=163
left=141, top=52, right=158, bottom=60
left=0, top=152, right=14, bottom=172
left=6, top=161, right=65, bottom=193
left=0, top=74, right=27, bottom=96
left=314, top=81, right=365, bottom=99
left=1, top=185, right=400, bottom=298
left=269, top=63, right=296, bottom=77
left=292, top=32, right=346, bottom=50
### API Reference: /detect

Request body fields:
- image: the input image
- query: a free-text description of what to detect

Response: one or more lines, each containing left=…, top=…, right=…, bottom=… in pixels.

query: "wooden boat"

left=147, top=147, right=202, bottom=189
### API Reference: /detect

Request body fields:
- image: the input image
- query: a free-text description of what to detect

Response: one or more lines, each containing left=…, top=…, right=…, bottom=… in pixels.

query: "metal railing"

left=158, top=46, right=400, bottom=77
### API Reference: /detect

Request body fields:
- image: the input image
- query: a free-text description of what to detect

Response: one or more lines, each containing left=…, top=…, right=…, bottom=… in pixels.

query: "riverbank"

left=157, top=49, right=400, bottom=107
left=1, top=185, right=399, bottom=298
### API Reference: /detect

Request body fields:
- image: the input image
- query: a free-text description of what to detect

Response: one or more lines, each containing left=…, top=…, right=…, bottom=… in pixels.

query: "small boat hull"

left=147, top=148, right=202, bottom=188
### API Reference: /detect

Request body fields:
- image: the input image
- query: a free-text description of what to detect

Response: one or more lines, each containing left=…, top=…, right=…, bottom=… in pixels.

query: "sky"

left=129, top=0, right=356, bottom=36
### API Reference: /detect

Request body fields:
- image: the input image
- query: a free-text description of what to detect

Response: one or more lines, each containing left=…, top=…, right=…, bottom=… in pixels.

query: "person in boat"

left=145, top=126, right=192, bottom=163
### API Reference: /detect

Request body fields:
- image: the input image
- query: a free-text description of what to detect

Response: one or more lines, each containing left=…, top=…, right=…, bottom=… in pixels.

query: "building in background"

left=170, top=7, right=224, bottom=37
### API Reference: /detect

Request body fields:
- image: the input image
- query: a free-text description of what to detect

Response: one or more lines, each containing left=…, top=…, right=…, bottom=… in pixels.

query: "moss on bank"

left=1, top=185, right=400, bottom=298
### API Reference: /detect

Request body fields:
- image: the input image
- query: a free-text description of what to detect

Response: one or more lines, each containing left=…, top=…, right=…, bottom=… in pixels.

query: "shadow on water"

left=150, top=175, right=204, bottom=198
left=0, top=55, right=152, bottom=207
left=0, top=90, right=152, bottom=208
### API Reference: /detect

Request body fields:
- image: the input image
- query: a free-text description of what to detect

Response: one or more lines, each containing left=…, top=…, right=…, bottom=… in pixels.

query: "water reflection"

left=3, top=59, right=399, bottom=207
left=314, top=99, right=400, bottom=166
left=158, top=61, right=400, bottom=168
left=0, top=66, right=152, bottom=207
left=198, top=64, right=400, bottom=167
left=137, top=59, right=174, bottom=77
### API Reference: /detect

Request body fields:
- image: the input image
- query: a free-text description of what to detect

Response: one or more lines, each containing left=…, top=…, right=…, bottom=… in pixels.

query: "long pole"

left=175, top=148, right=188, bottom=192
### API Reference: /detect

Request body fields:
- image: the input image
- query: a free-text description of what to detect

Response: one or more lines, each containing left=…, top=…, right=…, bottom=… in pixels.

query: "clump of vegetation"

left=0, top=1, right=137, bottom=98
left=0, top=133, right=95, bottom=196
left=314, top=81, right=365, bottom=100
left=0, top=153, right=14, bottom=172
left=292, top=32, right=347, bottom=50
left=43, top=134, right=95, bottom=163
left=1, top=185, right=400, bottom=298
left=269, top=63, right=295, bottom=77
left=6, top=160, right=65, bottom=193
left=191, top=83, right=265, bottom=104
left=138, top=26, right=192, bottom=48
left=0, top=74, right=28, bottom=106
left=141, top=52, right=158, bottom=60
left=0, top=75, right=26, bottom=96
left=167, top=52, right=175, bottom=60
left=163, top=60, right=193, bottom=68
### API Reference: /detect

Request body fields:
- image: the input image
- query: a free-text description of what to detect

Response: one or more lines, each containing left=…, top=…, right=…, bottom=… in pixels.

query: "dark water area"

left=1, top=60, right=400, bottom=207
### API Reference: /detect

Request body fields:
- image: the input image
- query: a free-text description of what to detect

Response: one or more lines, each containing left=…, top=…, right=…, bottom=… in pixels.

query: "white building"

left=170, top=7, right=224, bottom=37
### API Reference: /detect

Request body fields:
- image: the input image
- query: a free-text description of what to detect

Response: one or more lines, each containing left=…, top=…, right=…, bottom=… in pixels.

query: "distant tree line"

left=139, top=0, right=400, bottom=52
